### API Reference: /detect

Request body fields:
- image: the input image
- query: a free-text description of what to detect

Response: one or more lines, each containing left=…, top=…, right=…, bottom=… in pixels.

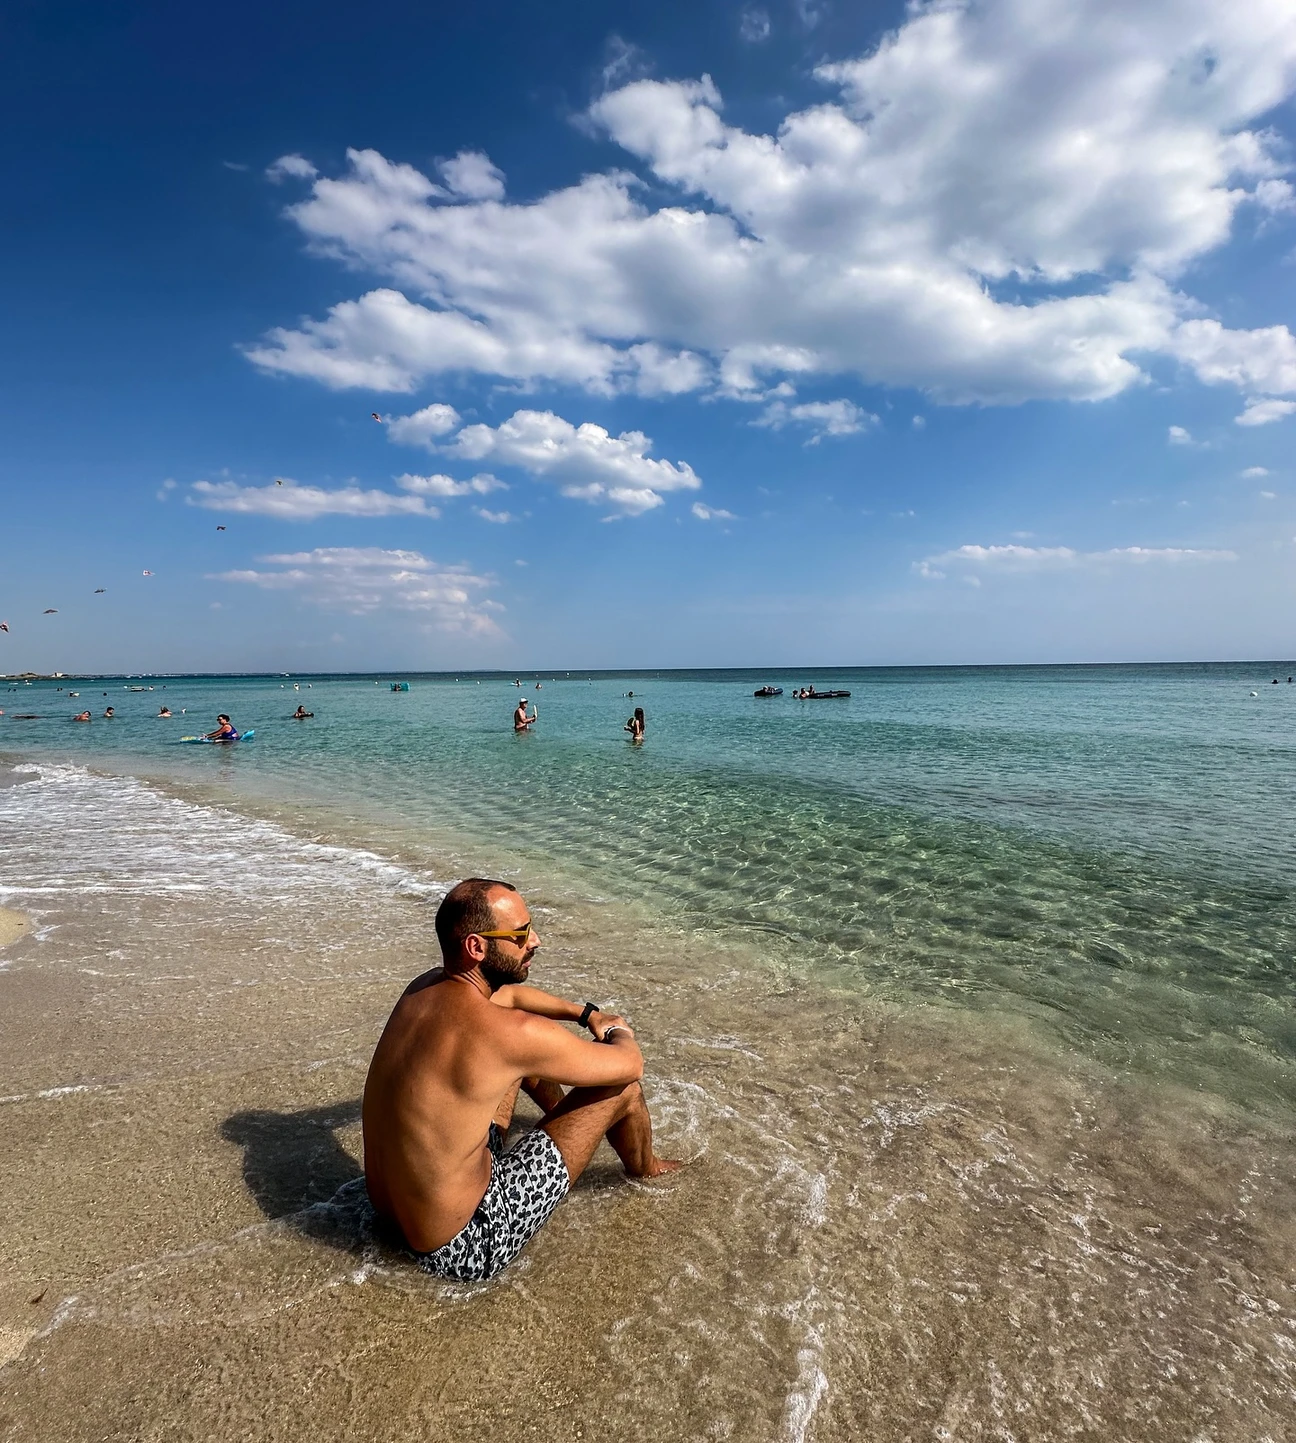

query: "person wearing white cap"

left=513, top=696, right=537, bottom=732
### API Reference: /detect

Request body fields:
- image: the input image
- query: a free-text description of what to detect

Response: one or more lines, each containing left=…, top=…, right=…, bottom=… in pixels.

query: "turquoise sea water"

left=5, top=662, right=1295, bottom=1110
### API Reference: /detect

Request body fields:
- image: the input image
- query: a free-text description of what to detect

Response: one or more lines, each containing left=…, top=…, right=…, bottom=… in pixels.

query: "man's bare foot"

left=633, top=1157, right=684, bottom=1178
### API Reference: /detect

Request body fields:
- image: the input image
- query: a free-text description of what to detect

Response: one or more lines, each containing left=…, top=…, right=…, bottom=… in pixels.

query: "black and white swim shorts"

left=417, top=1124, right=570, bottom=1281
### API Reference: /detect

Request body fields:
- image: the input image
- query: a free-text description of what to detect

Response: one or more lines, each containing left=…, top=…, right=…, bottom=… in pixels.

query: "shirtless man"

left=363, top=878, right=680, bottom=1280
left=513, top=698, right=537, bottom=732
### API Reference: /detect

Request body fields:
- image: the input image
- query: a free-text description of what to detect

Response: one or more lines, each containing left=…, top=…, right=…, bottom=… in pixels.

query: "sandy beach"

left=1, top=749, right=1293, bottom=1442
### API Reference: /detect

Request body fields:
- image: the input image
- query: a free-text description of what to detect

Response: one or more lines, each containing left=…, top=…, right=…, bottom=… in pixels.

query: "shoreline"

left=0, top=905, right=30, bottom=948
left=1, top=753, right=1294, bottom=1439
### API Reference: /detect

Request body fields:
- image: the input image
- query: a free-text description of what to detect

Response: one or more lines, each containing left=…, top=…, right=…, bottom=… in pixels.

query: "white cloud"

left=209, top=547, right=499, bottom=633
left=692, top=502, right=736, bottom=520
left=739, top=8, right=771, bottom=42
left=1260, top=489, right=1278, bottom=498
left=444, top=409, right=699, bottom=514
left=1167, top=425, right=1193, bottom=445
left=156, top=477, right=178, bottom=501
left=474, top=508, right=514, bottom=523
left=386, top=403, right=461, bottom=445
left=189, top=478, right=438, bottom=519
left=912, top=415, right=926, bottom=429
left=1241, top=466, right=1271, bottom=477
left=438, top=151, right=506, bottom=201
left=755, top=398, right=875, bottom=441
left=248, top=0, right=1296, bottom=408
left=916, top=542, right=1238, bottom=578
left=1236, top=398, right=1296, bottom=426
left=266, top=154, right=318, bottom=184
left=395, top=471, right=504, bottom=497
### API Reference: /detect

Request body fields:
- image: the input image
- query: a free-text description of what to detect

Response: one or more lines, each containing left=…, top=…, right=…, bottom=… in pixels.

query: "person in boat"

left=624, top=706, right=645, bottom=742
left=513, top=698, right=537, bottom=732
left=292, top=705, right=313, bottom=719
left=72, top=710, right=92, bottom=722
left=204, top=714, right=239, bottom=741
left=362, top=878, right=681, bottom=1280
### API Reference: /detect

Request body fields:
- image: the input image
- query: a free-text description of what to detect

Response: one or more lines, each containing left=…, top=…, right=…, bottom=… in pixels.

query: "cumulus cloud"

left=474, top=508, right=514, bottom=523
left=395, top=471, right=504, bottom=497
left=916, top=542, right=1238, bottom=578
left=189, top=478, right=438, bottom=519
left=1236, top=398, right=1296, bottom=426
left=248, top=0, right=1296, bottom=410
left=438, top=151, right=506, bottom=201
left=266, top=154, right=318, bottom=184
left=692, top=502, right=736, bottom=520
left=441, top=409, right=699, bottom=514
left=1167, top=425, right=1193, bottom=445
left=209, top=547, right=500, bottom=633
left=755, top=398, right=875, bottom=441
left=386, top=403, right=461, bottom=445
left=1241, top=466, right=1271, bottom=477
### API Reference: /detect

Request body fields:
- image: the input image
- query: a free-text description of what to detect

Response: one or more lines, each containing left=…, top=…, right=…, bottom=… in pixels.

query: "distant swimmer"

left=624, top=706, right=645, bottom=742
left=292, top=705, right=314, bottom=719
left=103, top=706, right=115, bottom=718
left=158, top=706, right=172, bottom=717
left=514, top=698, right=537, bottom=732
left=72, top=711, right=91, bottom=722
left=204, top=713, right=239, bottom=741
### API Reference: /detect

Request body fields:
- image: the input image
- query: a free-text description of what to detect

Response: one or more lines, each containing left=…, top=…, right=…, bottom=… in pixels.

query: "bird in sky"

left=94, top=588, right=105, bottom=594
left=0, top=621, right=9, bottom=632
left=43, top=608, right=58, bottom=614
left=275, top=479, right=283, bottom=485
left=216, top=525, right=226, bottom=531
left=142, top=570, right=153, bottom=576
left=371, top=412, right=381, bottom=421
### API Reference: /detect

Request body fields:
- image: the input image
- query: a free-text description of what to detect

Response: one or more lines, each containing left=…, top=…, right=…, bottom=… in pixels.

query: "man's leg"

left=493, top=1077, right=565, bottom=1130
left=539, top=1080, right=681, bottom=1184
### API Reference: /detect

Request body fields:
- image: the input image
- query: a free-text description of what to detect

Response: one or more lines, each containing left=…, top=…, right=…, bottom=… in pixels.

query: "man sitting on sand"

left=363, top=878, right=680, bottom=1280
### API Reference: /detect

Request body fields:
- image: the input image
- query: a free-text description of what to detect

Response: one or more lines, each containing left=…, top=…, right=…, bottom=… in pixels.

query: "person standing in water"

left=624, top=706, right=645, bottom=742
left=513, top=698, right=537, bottom=732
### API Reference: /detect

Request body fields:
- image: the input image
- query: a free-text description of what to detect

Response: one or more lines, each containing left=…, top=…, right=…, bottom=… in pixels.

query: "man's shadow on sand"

left=220, top=1100, right=379, bottom=1252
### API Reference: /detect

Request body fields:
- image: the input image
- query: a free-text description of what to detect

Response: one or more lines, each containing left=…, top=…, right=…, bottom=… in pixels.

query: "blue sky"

left=2, top=0, right=1295, bottom=673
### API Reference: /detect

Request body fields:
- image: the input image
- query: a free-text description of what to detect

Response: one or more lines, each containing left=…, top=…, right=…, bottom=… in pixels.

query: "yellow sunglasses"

left=475, top=922, right=535, bottom=944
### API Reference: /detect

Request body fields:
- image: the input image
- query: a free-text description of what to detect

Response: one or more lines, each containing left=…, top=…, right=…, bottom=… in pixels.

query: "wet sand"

left=0, top=905, right=30, bottom=948
left=0, top=768, right=1293, bottom=1441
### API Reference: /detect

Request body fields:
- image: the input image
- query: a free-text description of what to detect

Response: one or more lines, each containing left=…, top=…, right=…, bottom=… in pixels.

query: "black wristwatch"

left=579, top=1001, right=600, bottom=1029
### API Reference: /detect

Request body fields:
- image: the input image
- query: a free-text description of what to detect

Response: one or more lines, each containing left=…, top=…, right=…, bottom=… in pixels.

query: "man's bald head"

left=435, top=878, right=517, bottom=959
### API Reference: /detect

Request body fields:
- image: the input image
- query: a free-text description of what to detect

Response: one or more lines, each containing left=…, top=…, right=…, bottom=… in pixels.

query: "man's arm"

left=503, top=1013, right=643, bottom=1088
left=491, top=984, right=586, bottom=1022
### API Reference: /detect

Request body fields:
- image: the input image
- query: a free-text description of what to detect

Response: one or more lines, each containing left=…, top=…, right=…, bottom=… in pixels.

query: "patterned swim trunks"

left=417, top=1124, right=570, bottom=1281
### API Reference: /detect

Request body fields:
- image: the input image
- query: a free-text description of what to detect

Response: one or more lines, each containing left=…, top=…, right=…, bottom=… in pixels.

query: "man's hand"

left=589, top=1013, right=632, bottom=1042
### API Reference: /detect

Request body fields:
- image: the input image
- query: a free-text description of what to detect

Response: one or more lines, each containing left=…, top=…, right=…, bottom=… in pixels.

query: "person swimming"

left=103, top=706, right=115, bottom=718
left=204, top=714, right=239, bottom=741
left=157, top=706, right=172, bottom=717
left=72, top=711, right=92, bottom=722
left=292, top=705, right=314, bottom=719
left=624, top=706, right=645, bottom=742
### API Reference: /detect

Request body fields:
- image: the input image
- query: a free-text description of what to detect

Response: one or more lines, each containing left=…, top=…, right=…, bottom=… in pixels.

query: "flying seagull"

left=217, top=525, right=226, bottom=531
left=0, top=621, right=8, bottom=632
left=94, top=588, right=105, bottom=594
left=371, top=412, right=381, bottom=421
left=275, top=479, right=283, bottom=485
left=43, top=608, right=58, bottom=614
left=142, top=570, right=153, bottom=576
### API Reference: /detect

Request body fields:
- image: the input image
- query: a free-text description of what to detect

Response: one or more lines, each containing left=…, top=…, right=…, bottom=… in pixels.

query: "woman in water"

left=624, top=706, right=645, bottom=742
left=292, top=705, right=313, bottom=719
left=204, top=714, right=239, bottom=741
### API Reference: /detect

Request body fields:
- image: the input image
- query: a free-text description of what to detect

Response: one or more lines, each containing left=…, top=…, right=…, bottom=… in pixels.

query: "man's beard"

left=481, top=938, right=534, bottom=990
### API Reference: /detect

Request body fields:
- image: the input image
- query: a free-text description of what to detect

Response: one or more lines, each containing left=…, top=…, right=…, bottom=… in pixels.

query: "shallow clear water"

left=5, top=662, right=1295, bottom=1109
left=3, top=664, right=1295, bottom=1441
